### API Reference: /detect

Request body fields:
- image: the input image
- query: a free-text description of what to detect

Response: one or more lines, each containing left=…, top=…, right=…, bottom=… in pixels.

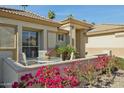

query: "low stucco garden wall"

left=0, top=53, right=108, bottom=87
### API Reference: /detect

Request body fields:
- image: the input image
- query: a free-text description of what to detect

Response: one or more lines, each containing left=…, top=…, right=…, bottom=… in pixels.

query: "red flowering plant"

left=12, top=65, right=81, bottom=88
left=63, top=61, right=99, bottom=87
left=35, top=65, right=81, bottom=88
left=63, top=62, right=80, bottom=87
left=35, top=66, right=66, bottom=88
left=95, top=55, right=110, bottom=70
left=12, top=73, right=37, bottom=88
left=12, top=55, right=111, bottom=88
left=93, top=55, right=111, bottom=76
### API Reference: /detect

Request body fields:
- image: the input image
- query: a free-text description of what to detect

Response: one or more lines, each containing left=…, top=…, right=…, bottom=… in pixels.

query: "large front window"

left=22, top=31, right=38, bottom=58
left=0, top=26, right=16, bottom=49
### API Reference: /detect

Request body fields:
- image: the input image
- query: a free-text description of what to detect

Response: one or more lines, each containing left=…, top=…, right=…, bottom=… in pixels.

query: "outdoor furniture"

left=36, top=56, right=62, bottom=64
left=38, top=50, right=47, bottom=59
left=22, top=53, right=38, bottom=66
left=70, top=52, right=74, bottom=60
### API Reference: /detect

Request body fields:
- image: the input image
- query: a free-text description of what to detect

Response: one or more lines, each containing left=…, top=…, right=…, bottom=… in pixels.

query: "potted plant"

left=56, top=44, right=75, bottom=61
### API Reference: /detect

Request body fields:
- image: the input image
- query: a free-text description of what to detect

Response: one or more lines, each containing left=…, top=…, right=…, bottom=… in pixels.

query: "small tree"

left=68, top=14, right=74, bottom=18
left=48, top=10, right=56, bottom=19
left=91, top=22, right=95, bottom=25
left=20, top=5, right=28, bottom=10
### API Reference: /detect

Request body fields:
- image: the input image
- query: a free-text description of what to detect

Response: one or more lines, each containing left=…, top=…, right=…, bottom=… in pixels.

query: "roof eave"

left=60, top=18, right=93, bottom=28
left=58, top=28, right=69, bottom=34
left=0, top=11, right=60, bottom=27
left=87, top=28, right=124, bottom=36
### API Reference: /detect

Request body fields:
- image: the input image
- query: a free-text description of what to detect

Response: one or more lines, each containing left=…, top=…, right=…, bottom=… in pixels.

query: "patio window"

left=0, top=26, right=16, bottom=49
left=22, top=31, right=39, bottom=58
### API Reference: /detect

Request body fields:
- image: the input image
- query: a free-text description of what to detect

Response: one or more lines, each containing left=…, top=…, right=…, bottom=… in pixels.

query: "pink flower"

left=20, top=75, right=26, bottom=81
left=39, top=77, right=45, bottom=84
left=12, top=82, right=19, bottom=88
left=26, top=81, right=33, bottom=87
left=35, top=69, right=41, bottom=77
left=28, top=73, right=33, bottom=79
left=70, top=77, right=79, bottom=87
left=95, top=55, right=110, bottom=70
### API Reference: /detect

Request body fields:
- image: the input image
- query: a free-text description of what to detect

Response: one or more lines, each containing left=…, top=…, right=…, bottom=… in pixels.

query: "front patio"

left=1, top=52, right=124, bottom=88
left=0, top=52, right=106, bottom=87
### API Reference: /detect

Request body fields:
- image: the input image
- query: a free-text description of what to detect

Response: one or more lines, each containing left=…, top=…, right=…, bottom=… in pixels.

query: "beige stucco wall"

left=86, top=33, right=124, bottom=48
left=3, top=61, right=19, bottom=87
left=48, top=32, right=57, bottom=48
left=0, top=17, right=59, bottom=61
left=86, top=48, right=124, bottom=58
left=86, top=33, right=124, bottom=57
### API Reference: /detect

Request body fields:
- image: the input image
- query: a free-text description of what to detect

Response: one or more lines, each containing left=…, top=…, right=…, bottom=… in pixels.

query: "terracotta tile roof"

left=0, top=7, right=59, bottom=24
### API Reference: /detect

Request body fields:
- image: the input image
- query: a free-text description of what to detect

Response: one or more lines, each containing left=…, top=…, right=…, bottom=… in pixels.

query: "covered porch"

left=60, top=18, right=93, bottom=58
left=0, top=18, right=68, bottom=63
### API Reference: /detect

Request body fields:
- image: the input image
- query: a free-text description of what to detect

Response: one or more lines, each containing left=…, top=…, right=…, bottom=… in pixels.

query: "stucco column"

left=43, top=29, right=48, bottom=50
left=70, top=25, right=76, bottom=49
left=17, top=25, right=22, bottom=62
left=80, top=31, right=86, bottom=58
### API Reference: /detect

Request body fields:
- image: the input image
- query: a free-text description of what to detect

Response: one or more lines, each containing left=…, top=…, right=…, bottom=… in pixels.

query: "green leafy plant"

left=114, top=57, right=124, bottom=70
left=79, top=64, right=97, bottom=87
left=106, top=56, right=119, bottom=76
left=56, top=44, right=75, bottom=60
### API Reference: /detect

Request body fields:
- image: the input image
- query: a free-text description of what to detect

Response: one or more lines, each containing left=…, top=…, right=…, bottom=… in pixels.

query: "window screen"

left=0, top=26, right=16, bottom=48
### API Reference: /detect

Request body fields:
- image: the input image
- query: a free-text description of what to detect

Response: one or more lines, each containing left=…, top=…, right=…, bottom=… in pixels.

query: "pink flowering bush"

left=12, top=65, right=80, bottom=88
left=12, top=73, right=37, bottom=88
left=35, top=65, right=80, bottom=88
left=35, top=66, right=66, bottom=88
left=64, top=62, right=96, bottom=87
left=12, top=55, right=112, bottom=88
left=95, top=55, right=110, bottom=70
left=63, top=62, right=80, bottom=87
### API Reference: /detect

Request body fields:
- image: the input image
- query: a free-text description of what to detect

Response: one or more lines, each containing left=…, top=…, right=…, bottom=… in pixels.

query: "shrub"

left=35, top=66, right=66, bottom=88
left=95, top=55, right=110, bottom=70
left=56, top=44, right=75, bottom=60
left=12, top=65, right=80, bottom=88
left=113, top=57, right=124, bottom=70
left=12, top=73, right=37, bottom=88
left=12, top=55, right=112, bottom=88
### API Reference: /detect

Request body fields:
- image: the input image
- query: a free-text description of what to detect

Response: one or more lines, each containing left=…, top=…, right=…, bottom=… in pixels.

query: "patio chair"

left=38, top=50, right=47, bottom=59
left=22, top=53, right=37, bottom=66
left=70, top=52, right=74, bottom=60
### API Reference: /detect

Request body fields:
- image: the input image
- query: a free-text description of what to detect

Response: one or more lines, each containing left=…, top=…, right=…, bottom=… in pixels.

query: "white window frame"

left=22, top=31, right=39, bottom=58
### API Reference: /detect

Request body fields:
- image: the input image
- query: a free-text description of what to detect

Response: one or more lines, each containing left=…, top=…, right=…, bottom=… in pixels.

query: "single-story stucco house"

left=86, top=24, right=124, bottom=58
left=1, top=7, right=123, bottom=87
left=0, top=7, right=93, bottom=62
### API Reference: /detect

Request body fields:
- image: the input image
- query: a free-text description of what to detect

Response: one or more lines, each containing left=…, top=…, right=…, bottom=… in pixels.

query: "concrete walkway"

left=111, top=70, right=124, bottom=88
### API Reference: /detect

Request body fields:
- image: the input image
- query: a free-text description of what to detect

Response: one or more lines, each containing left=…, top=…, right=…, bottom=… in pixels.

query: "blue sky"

left=1, top=5, right=124, bottom=24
